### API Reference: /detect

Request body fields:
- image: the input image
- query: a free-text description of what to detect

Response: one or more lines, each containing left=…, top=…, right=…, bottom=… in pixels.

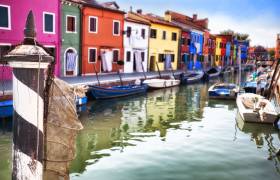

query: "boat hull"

left=208, top=83, right=239, bottom=100
left=180, top=71, right=204, bottom=84
left=89, top=85, right=148, bottom=99
left=205, top=68, right=221, bottom=79
left=236, top=93, right=278, bottom=124
left=0, top=100, right=13, bottom=118
left=143, top=79, right=180, bottom=89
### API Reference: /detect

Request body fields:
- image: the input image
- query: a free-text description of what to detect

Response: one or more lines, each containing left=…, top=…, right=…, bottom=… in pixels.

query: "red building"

left=81, top=1, right=125, bottom=75
left=276, top=34, right=280, bottom=59
left=180, top=30, right=191, bottom=70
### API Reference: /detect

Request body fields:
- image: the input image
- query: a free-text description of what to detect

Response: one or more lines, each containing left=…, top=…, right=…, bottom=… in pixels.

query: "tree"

left=220, top=30, right=250, bottom=41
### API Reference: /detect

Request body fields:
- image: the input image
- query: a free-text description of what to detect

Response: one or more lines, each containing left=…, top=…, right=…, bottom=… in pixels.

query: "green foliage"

left=220, top=29, right=250, bottom=41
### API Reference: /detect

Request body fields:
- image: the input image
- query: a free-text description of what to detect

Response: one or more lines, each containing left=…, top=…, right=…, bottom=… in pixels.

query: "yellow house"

left=215, top=37, right=222, bottom=66
left=135, top=12, right=181, bottom=71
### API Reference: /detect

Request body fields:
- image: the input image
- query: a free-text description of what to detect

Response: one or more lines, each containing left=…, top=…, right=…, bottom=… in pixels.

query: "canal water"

left=1, top=72, right=280, bottom=180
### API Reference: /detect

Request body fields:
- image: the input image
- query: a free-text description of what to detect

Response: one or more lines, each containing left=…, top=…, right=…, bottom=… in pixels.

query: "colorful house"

left=234, top=39, right=249, bottom=63
left=276, top=34, right=280, bottom=59
left=135, top=11, right=181, bottom=71
left=165, top=11, right=207, bottom=71
left=208, top=34, right=216, bottom=68
left=0, top=0, right=61, bottom=80
left=81, top=1, right=125, bottom=75
left=61, top=0, right=82, bottom=77
left=123, top=12, right=150, bottom=73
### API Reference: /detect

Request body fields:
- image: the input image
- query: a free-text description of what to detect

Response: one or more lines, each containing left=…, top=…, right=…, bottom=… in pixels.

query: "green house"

left=61, top=0, right=82, bottom=77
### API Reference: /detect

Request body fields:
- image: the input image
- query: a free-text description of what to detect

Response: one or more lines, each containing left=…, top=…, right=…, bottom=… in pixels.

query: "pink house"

left=0, top=0, right=61, bottom=80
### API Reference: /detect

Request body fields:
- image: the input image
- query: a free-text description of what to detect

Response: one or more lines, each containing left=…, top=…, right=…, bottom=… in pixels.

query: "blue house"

left=234, top=39, right=249, bottom=63
left=188, top=31, right=204, bottom=70
left=226, top=42, right=231, bottom=66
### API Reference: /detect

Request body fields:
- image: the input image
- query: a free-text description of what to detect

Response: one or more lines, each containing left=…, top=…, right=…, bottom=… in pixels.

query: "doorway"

left=64, top=48, right=78, bottom=76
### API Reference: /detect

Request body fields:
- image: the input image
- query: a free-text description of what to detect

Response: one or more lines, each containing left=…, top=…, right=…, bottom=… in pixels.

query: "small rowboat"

left=142, top=79, right=180, bottom=89
left=236, top=93, right=279, bottom=124
left=208, top=83, right=239, bottom=100
left=89, top=84, right=148, bottom=99
left=0, top=100, right=13, bottom=118
left=221, top=66, right=234, bottom=74
left=205, top=67, right=221, bottom=79
left=243, top=80, right=268, bottom=94
left=180, top=71, right=204, bottom=84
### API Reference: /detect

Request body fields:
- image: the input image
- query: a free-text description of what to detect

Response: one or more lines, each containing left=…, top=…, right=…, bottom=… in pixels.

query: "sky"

left=101, top=0, right=280, bottom=47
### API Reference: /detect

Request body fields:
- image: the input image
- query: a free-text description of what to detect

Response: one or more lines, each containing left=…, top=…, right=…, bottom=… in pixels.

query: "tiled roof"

left=125, top=12, right=151, bottom=25
left=134, top=13, right=180, bottom=28
left=165, top=10, right=208, bottom=31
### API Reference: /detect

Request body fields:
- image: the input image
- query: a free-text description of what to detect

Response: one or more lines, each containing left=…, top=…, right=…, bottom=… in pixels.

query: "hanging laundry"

left=105, top=50, right=113, bottom=72
left=101, top=50, right=108, bottom=72
left=66, top=52, right=77, bottom=72
left=134, top=51, right=143, bottom=72
left=165, top=54, right=172, bottom=70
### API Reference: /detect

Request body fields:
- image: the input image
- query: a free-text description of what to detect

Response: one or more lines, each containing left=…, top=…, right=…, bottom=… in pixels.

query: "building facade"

left=165, top=11, right=206, bottom=71
left=123, top=12, right=150, bottom=73
left=81, top=1, right=125, bottom=75
left=0, top=0, right=61, bottom=80
left=136, top=12, right=181, bottom=71
left=276, top=34, right=280, bottom=59
left=61, top=0, right=81, bottom=77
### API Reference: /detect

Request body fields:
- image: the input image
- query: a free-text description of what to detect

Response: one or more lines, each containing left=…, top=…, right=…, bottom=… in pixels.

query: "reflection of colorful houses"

left=146, top=87, right=179, bottom=137
left=81, top=1, right=125, bottom=75
left=121, top=99, right=147, bottom=132
left=61, top=0, right=81, bottom=77
left=165, top=11, right=207, bottom=71
left=70, top=102, right=123, bottom=174
left=135, top=11, right=181, bottom=71
left=0, top=0, right=61, bottom=80
left=123, top=12, right=150, bottom=73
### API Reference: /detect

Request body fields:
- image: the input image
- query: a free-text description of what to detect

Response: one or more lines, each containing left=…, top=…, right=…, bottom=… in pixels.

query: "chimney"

left=193, top=14, right=197, bottom=21
left=137, top=9, right=142, bottom=14
left=164, top=12, right=172, bottom=22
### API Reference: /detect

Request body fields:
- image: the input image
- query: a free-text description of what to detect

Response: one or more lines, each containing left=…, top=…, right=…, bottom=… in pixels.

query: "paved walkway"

left=1, top=70, right=184, bottom=94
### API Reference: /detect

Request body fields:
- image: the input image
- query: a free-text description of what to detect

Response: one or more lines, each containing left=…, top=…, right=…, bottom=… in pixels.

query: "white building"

left=123, top=12, right=150, bottom=73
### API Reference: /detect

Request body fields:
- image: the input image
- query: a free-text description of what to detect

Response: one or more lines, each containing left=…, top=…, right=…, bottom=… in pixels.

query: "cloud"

left=207, top=13, right=279, bottom=47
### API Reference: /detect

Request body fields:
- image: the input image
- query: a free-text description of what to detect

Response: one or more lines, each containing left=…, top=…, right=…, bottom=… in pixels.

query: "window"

left=187, top=39, right=191, bottom=45
left=141, top=52, right=145, bottom=62
left=0, top=45, right=11, bottom=58
left=66, top=15, right=76, bottom=33
left=88, top=48, right=97, bottom=63
left=220, top=43, right=222, bottom=48
left=113, top=49, right=119, bottom=62
left=43, top=12, right=55, bottom=34
left=159, top=54, right=165, bottom=62
left=181, top=37, right=186, bottom=45
left=113, top=20, right=120, bottom=36
left=150, top=29, right=157, bottom=38
left=141, top=29, right=146, bottom=39
left=0, top=5, right=11, bottom=29
left=126, top=51, right=131, bottom=62
left=171, top=54, right=175, bottom=62
left=172, top=33, right=177, bottom=41
left=89, top=16, right=98, bottom=33
left=126, top=26, right=132, bottom=37
left=162, top=31, right=166, bottom=40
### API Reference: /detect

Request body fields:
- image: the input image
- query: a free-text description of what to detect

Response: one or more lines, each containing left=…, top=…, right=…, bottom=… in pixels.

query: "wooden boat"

left=208, top=83, right=239, bottom=100
left=88, top=84, right=148, bottom=99
left=0, top=100, right=13, bottom=118
left=180, top=71, right=204, bottom=84
left=236, top=93, right=279, bottom=124
left=142, top=78, right=180, bottom=89
left=243, top=80, right=268, bottom=94
left=221, top=66, right=234, bottom=74
left=76, top=96, right=88, bottom=106
left=205, top=67, right=221, bottom=79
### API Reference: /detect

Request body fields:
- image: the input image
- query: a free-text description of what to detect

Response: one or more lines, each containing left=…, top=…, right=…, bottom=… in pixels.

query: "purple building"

left=0, top=0, right=61, bottom=80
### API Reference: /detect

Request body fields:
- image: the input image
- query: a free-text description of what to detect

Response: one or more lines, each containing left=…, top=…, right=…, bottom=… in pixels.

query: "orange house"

left=81, top=1, right=125, bottom=75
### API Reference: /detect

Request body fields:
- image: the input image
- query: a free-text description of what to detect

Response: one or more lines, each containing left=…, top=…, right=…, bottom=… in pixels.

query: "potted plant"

left=117, top=60, right=124, bottom=72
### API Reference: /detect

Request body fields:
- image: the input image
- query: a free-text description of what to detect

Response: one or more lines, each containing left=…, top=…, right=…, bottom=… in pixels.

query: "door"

left=149, top=56, right=155, bottom=71
left=65, top=48, right=77, bottom=76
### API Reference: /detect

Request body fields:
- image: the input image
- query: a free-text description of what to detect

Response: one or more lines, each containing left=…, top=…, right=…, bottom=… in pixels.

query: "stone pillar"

left=3, top=11, right=53, bottom=180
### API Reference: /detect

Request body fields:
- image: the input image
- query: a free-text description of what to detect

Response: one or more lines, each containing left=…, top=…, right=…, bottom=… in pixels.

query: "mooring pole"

left=3, top=11, right=53, bottom=180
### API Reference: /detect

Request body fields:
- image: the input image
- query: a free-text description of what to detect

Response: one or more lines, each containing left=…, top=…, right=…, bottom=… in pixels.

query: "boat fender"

left=135, top=79, right=141, bottom=85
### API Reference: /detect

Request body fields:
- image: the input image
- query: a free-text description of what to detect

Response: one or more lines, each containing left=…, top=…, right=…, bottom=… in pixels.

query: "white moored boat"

left=142, top=78, right=180, bottom=89
left=236, top=93, right=279, bottom=124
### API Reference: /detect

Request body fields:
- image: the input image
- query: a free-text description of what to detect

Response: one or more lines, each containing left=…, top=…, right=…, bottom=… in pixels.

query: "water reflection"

left=236, top=112, right=280, bottom=174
